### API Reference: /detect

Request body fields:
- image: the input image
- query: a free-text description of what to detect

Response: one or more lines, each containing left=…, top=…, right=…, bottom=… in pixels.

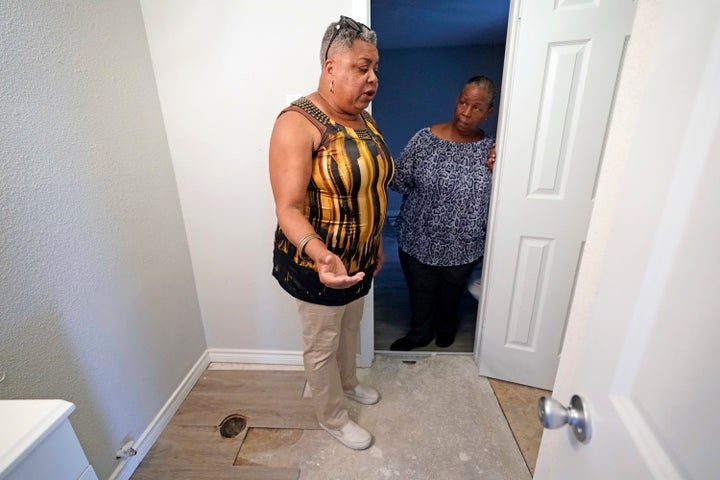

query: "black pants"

left=398, top=248, right=481, bottom=343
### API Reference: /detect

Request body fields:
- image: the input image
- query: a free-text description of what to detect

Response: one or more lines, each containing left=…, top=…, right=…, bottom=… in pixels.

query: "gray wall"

left=0, top=1, right=206, bottom=478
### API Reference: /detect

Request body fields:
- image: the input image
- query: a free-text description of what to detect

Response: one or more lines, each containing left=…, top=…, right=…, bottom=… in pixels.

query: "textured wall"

left=0, top=1, right=206, bottom=478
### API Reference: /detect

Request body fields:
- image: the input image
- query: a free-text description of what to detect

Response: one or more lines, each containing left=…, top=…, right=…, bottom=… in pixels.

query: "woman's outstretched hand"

left=318, top=252, right=365, bottom=289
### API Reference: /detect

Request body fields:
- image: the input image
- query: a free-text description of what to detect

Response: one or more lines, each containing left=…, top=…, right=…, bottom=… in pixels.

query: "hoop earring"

left=330, top=81, right=334, bottom=93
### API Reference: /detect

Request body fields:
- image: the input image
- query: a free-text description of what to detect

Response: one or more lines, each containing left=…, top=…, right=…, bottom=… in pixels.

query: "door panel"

left=476, top=0, right=637, bottom=389
left=535, top=1, right=720, bottom=477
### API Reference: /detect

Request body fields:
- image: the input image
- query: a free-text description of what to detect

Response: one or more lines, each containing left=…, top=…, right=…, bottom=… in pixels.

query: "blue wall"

left=372, top=44, right=506, bottom=212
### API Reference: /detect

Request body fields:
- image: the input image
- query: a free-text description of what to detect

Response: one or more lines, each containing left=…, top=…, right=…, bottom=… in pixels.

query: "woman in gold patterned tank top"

left=269, top=16, right=394, bottom=451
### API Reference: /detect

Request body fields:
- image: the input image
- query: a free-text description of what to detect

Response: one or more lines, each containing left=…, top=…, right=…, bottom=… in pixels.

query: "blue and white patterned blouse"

left=390, top=127, right=494, bottom=266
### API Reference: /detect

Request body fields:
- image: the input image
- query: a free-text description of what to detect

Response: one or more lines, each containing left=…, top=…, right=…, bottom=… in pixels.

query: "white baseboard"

left=208, top=348, right=304, bottom=366
left=208, top=349, right=371, bottom=369
left=108, top=350, right=210, bottom=480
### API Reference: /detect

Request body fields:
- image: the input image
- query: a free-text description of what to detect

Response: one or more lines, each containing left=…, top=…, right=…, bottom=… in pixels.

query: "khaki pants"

left=296, top=297, right=363, bottom=429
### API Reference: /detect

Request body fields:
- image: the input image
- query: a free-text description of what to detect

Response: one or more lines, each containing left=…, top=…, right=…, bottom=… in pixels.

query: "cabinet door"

left=7, top=421, right=91, bottom=480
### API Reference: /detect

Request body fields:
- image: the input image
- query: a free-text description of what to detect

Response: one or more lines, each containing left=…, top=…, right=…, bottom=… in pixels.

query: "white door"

left=535, top=1, right=720, bottom=477
left=476, top=0, right=637, bottom=389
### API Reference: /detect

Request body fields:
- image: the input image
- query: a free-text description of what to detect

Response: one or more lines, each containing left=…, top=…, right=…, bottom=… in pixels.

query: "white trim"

left=108, top=350, right=210, bottom=480
left=208, top=348, right=304, bottom=366
left=208, top=348, right=370, bottom=369
left=354, top=0, right=375, bottom=370
left=358, top=287, right=374, bottom=368
left=376, top=351, right=474, bottom=359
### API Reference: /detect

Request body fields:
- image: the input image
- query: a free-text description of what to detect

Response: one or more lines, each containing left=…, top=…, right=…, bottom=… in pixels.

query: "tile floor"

left=132, top=356, right=548, bottom=479
left=488, top=377, right=549, bottom=475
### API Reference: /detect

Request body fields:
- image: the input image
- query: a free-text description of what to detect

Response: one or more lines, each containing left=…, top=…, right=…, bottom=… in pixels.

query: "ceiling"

left=371, top=0, right=510, bottom=49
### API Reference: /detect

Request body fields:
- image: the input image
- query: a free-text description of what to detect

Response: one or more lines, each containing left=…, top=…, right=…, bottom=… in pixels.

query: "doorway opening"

left=369, top=1, right=510, bottom=353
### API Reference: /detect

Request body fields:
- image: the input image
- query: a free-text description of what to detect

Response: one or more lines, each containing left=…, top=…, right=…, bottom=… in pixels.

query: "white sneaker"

left=344, top=384, right=380, bottom=405
left=320, top=420, right=372, bottom=450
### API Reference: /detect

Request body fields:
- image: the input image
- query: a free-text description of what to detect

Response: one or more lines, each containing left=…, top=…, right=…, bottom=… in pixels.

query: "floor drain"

left=219, top=413, right=247, bottom=438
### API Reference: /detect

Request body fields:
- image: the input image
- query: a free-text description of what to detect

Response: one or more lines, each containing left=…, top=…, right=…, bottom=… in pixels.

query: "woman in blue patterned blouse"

left=389, top=75, right=497, bottom=351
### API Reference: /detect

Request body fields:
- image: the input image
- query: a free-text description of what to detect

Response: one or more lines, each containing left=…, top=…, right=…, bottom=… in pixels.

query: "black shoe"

left=435, top=331, right=456, bottom=348
left=389, top=336, right=431, bottom=351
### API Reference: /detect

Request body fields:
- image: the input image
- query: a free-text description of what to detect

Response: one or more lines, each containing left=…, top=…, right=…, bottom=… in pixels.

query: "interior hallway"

left=132, top=356, right=545, bottom=480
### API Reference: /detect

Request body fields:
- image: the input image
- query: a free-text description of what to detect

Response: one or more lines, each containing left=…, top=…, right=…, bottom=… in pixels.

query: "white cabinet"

left=0, top=399, right=98, bottom=480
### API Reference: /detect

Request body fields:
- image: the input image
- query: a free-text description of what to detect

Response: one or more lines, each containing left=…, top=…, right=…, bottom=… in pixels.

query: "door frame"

left=356, top=0, right=374, bottom=368
left=472, top=0, right=519, bottom=365
left=361, top=0, right=519, bottom=367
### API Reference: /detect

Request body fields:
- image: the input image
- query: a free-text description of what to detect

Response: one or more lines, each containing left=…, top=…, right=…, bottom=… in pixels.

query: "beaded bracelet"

left=297, top=232, right=322, bottom=260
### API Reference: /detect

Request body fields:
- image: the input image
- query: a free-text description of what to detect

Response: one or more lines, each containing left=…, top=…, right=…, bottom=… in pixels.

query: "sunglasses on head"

left=324, top=15, right=369, bottom=61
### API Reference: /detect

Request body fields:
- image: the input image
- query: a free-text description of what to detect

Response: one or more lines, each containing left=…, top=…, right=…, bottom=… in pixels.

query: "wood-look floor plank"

left=132, top=465, right=299, bottom=480
left=189, top=370, right=307, bottom=393
left=171, top=395, right=318, bottom=430
left=170, top=370, right=319, bottom=430
left=136, top=424, right=246, bottom=470
left=131, top=420, right=301, bottom=479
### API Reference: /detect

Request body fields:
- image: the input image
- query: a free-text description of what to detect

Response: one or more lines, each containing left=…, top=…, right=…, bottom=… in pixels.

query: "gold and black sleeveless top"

left=272, top=97, right=394, bottom=306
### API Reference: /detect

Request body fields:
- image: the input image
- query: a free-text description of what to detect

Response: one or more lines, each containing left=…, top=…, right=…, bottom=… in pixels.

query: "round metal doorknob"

left=538, top=394, right=592, bottom=443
